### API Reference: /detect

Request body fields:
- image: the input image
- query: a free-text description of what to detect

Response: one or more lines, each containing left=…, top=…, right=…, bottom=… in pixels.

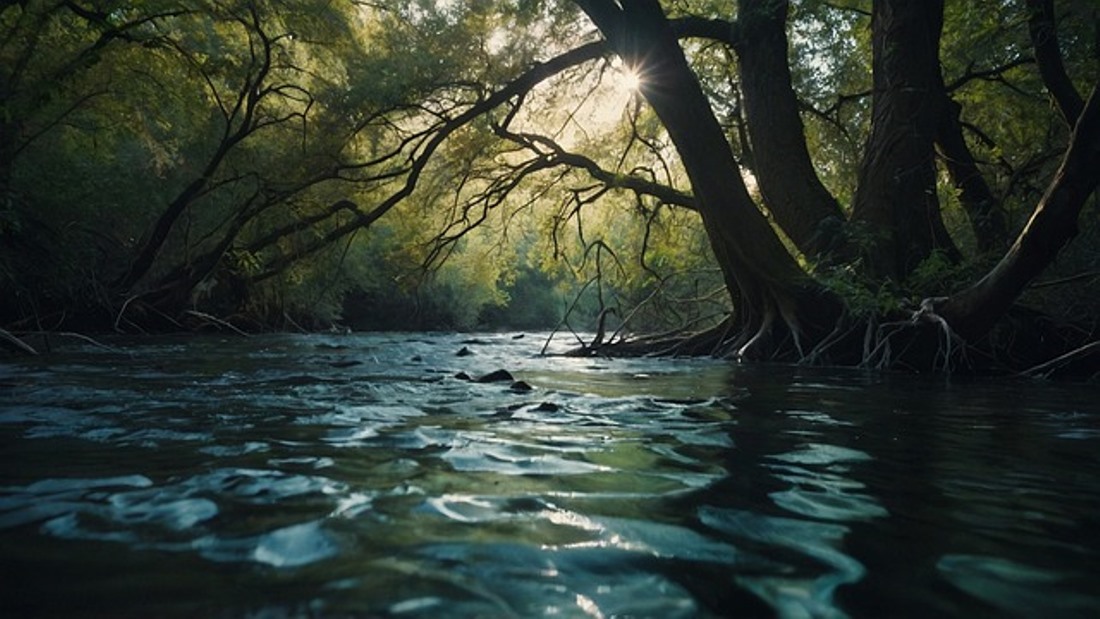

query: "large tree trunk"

left=851, top=0, right=959, bottom=280
left=736, top=0, right=845, bottom=259
left=575, top=0, right=843, bottom=358
left=938, top=83, right=1100, bottom=341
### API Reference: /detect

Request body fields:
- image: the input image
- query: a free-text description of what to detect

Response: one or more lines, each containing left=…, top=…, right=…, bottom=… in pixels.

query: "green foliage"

left=906, top=250, right=978, bottom=300
left=2, top=0, right=1097, bottom=339
left=788, top=0, right=871, bottom=206
left=813, top=255, right=903, bottom=318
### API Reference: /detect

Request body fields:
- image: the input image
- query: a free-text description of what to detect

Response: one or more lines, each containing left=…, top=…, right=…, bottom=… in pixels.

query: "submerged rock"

left=509, top=380, right=533, bottom=392
left=456, top=346, right=474, bottom=357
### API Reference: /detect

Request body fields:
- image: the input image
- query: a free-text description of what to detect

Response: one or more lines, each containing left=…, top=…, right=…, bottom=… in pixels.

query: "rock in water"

left=475, top=369, right=514, bottom=383
left=456, top=346, right=474, bottom=357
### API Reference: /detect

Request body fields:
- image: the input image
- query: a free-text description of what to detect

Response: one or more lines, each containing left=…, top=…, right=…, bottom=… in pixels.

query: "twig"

left=1029, top=270, right=1100, bottom=289
left=1020, top=340, right=1100, bottom=378
left=65, top=332, right=119, bottom=352
left=115, top=295, right=139, bottom=332
left=23, top=331, right=122, bottom=353
left=183, top=310, right=250, bottom=336
left=283, top=311, right=309, bottom=334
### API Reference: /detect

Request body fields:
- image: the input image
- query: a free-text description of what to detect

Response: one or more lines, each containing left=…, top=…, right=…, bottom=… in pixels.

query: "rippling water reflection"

left=1, top=332, right=1099, bottom=617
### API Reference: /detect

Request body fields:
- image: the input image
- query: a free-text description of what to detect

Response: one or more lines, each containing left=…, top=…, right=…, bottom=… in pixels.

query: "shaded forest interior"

left=1, top=0, right=1098, bottom=376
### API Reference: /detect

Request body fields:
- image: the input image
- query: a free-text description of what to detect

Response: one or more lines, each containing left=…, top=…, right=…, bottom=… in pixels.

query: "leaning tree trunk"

left=736, top=0, right=846, bottom=260
left=936, top=0, right=1096, bottom=343
left=575, top=0, right=843, bottom=359
left=938, top=83, right=1100, bottom=341
left=850, top=0, right=959, bottom=280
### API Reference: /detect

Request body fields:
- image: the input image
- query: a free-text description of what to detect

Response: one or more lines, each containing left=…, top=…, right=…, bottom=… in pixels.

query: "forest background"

left=1, top=0, right=1097, bottom=374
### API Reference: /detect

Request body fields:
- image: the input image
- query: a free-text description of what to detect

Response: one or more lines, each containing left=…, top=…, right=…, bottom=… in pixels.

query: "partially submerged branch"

left=0, top=327, right=37, bottom=355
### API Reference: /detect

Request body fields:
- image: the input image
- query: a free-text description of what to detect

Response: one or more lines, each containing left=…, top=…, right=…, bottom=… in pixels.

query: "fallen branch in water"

left=183, top=310, right=250, bottom=336
left=1, top=330, right=125, bottom=354
left=1021, top=340, right=1100, bottom=378
left=53, top=331, right=124, bottom=353
left=0, top=327, right=38, bottom=355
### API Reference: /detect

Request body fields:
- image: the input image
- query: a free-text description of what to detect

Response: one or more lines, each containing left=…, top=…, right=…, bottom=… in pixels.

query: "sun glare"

left=618, top=66, right=642, bottom=93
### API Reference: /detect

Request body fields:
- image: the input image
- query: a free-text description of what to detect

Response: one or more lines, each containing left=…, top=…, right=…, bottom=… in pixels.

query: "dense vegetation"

left=1, top=1, right=1097, bottom=374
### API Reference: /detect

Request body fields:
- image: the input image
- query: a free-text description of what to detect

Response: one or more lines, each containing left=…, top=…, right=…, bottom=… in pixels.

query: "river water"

left=1, top=332, right=1098, bottom=618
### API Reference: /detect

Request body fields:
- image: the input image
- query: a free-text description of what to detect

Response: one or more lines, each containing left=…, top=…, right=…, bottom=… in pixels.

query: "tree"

left=849, top=0, right=960, bottom=280
left=572, top=0, right=844, bottom=360
left=468, top=0, right=1096, bottom=370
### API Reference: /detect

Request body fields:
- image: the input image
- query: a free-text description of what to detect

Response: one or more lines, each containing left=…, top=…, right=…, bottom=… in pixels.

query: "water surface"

left=1, top=332, right=1098, bottom=617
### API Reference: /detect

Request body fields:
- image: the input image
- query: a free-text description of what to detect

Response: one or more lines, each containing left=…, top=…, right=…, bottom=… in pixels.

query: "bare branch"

left=944, top=56, right=1035, bottom=94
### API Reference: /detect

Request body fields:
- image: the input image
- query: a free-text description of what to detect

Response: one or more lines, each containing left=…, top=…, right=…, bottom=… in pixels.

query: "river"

left=1, top=331, right=1098, bottom=617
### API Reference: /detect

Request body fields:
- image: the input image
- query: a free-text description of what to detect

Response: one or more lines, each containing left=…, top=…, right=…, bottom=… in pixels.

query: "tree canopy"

left=1, top=0, right=1098, bottom=375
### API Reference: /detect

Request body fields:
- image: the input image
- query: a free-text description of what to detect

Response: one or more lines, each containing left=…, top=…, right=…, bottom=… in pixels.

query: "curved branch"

left=669, top=15, right=740, bottom=48
left=943, top=56, right=1035, bottom=93
left=494, top=126, right=696, bottom=210
left=941, top=82, right=1100, bottom=340
left=1025, top=0, right=1084, bottom=125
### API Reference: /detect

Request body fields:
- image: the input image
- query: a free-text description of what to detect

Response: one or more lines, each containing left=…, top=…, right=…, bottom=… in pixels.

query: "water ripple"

left=2, top=333, right=1099, bottom=618
left=938, top=553, right=1100, bottom=616
left=699, top=506, right=863, bottom=619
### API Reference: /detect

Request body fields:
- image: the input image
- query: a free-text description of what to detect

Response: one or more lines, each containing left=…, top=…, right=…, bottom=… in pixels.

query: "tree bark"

left=851, top=0, right=959, bottom=280
left=939, top=83, right=1100, bottom=340
left=736, top=0, right=846, bottom=259
left=575, top=0, right=843, bottom=358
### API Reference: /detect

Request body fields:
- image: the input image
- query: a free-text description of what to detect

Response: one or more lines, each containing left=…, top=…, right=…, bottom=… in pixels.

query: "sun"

left=617, top=65, right=643, bottom=93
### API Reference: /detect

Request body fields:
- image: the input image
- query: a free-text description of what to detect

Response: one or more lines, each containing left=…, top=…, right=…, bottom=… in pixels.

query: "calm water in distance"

left=1, top=332, right=1099, bottom=617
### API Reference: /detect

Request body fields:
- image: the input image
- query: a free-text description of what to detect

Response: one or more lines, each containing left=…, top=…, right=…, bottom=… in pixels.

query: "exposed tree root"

left=562, top=299, right=1099, bottom=378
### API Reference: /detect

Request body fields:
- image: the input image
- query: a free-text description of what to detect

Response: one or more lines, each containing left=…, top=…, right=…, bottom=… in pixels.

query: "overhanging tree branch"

left=493, top=124, right=695, bottom=210
left=247, top=41, right=609, bottom=283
